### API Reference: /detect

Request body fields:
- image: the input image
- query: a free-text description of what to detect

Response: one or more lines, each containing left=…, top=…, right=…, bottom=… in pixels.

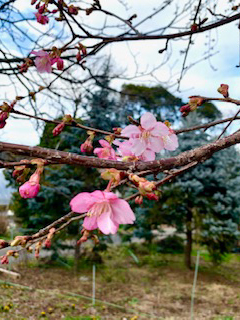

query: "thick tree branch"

left=1, top=129, right=240, bottom=172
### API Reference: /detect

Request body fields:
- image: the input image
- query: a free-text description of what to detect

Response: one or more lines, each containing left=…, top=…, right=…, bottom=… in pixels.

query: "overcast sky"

left=1, top=0, right=240, bottom=146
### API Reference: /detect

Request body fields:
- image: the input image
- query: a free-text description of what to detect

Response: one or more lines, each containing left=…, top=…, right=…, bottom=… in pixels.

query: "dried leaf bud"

left=16, top=96, right=24, bottom=100
left=113, top=127, right=122, bottom=134
left=62, top=114, right=72, bottom=124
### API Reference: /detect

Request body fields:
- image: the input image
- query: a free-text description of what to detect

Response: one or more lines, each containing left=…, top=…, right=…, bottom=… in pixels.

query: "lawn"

left=0, top=246, right=240, bottom=319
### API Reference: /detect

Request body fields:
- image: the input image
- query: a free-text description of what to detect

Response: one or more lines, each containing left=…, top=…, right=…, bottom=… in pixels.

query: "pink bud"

left=1, top=255, right=9, bottom=264
left=57, top=58, right=64, bottom=70
left=135, top=195, right=143, bottom=205
left=35, top=12, right=49, bottom=25
left=19, top=181, right=40, bottom=198
left=146, top=193, right=159, bottom=201
left=68, top=5, right=78, bottom=15
left=44, top=239, right=51, bottom=248
left=52, top=122, right=65, bottom=136
left=76, top=52, right=82, bottom=62
left=81, top=46, right=87, bottom=56
left=31, top=0, right=37, bottom=4
left=217, top=84, right=229, bottom=98
left=0, top=112, right=8, bottom=122
left=38, top=4, right=45, bottom=14
left=80, top=139, right=93, bottom=153
left=0, top=121, right=6, bottom=129
left=180, top=105, right=191, bottom=113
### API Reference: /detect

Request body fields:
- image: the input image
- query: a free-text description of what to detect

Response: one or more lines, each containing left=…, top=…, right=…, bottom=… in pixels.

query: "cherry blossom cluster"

left=31, top=0, right=80, bottom=25
left=10, top=111, right=178, bottom=248
left=78, top=112, right=178, bottom=162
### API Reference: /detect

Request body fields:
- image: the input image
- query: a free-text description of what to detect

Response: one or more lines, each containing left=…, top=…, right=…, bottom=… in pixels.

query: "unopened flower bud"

left=191, top=23, right=198, bottom=32
left=0, top=121, right=6, bottom=129
left=217, top=84, right=229, bottom=98
left=68, top=5, right=78, bottom=15
left=0, top=112, right=8, bottom=122
left=38, top=4, right=46, bottom=14
left=1, top=255, right=9, bottom=264
left=113, top=127, right=122, bottom=134
left=76, top=52, right=82, bottom=62
left=52, top=122, right=65, bottom=136
left=44, top=238, right=51, bottom=248
left=57, top=58, right=64, bottom=70
left=80, top=139, right=93, bottom=153
left=135, top=195, right=143, bottom=205
left=146, top=192, right=159, bottom=201
left=180, top=104, right=191, bottom=116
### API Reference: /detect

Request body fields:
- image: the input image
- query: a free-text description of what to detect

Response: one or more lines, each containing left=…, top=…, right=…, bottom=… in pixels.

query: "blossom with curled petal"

left=70, top=190, right=135, bottom=235
left=94, top=140, right=117, bottom=160
left=35, top=13, right=49, bottom=25
left=114, top=140, right=155, bottom=161
left=32, top=50, right=53, bottom=73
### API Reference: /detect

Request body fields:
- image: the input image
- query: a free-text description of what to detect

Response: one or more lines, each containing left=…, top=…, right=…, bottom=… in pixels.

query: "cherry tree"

left=1, top=0, right=240, bottom=263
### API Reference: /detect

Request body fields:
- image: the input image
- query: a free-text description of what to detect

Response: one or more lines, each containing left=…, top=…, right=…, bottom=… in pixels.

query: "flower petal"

left=140, top=112, right=157, bottom=130
left=97, top=210, right=119, bottom=234
left=111, top=199, right=136, bottom=225
left=99, top=139, right=111, bottom=148
left=103, top=191, right=118, bottom=200
left=83, top=215, right=98, bottom=230
left=70, top=192, right=95, bottom=213
left=91, top=190, right=105, bottom=201
left=163, top=134, right=179, bottom=151
left=150, top=122, right=169, bottom=136
left=140, top=149, right=156, bottom=161
left=131, top=138, right=146, bottom=156
left=121, top=125, right=141, bottom=137
left=147, top=136, right=164, bottom=152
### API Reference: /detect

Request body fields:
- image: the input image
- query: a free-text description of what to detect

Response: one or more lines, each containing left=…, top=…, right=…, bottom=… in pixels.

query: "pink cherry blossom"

left=35, top=12, right=49, bottom=25
left=94, top=140, right=117, bottom=160
left=31, top=50, right=53, bottom=73
left=70, top=190, right=136, bottom=235
left=121, top=112, right=169, bottom=157
left=19, top=171, right=41, bottom=198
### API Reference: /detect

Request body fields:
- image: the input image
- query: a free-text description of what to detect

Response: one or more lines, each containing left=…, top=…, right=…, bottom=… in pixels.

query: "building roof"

left=0, top=169, right=14, bottom=205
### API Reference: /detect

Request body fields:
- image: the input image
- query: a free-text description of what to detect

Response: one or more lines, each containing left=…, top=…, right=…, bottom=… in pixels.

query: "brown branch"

left=1, top=128, right=240, bottom=172
left=175, top=116, right=240, bottom=134
left=11, top=109, right=128, bottom=139
left=88, top=12, right=240, bottom=42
